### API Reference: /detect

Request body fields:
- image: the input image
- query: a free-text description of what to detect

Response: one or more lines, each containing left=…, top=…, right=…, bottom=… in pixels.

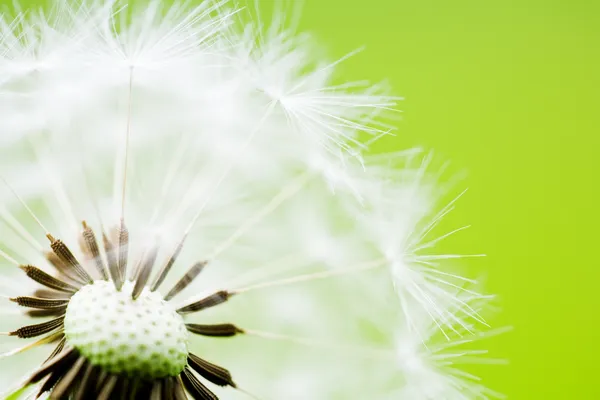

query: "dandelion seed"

left=0, top=1, right=504, bottom=399
left=387, top=305, right=509, bottom=400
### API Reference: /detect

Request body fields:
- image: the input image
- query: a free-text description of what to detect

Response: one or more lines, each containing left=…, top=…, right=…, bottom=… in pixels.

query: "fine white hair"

left=0, top=1, right=503, bottom=399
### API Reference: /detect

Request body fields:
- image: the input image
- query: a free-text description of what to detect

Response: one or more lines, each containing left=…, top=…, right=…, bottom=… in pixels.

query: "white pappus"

left=0, top=1, right=504, bottom=399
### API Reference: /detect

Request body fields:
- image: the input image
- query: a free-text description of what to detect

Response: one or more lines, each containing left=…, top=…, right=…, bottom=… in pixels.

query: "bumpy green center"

left=64, top=280, right=189, bottom=379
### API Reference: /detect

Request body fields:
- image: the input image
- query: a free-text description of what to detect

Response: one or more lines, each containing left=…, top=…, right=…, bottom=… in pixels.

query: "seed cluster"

left=64, top=281, right=189, bottom=379
left=3, top=217, right=243, bottom=399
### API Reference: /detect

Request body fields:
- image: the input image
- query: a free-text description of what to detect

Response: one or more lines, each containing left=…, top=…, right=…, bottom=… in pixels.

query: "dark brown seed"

left=81, top=221, right=109, bottom=280
left=11, top=296, right=69, bottom=310
left=164, top=261, right=208, bottom=301
left=186, top=323, right=245, bottom=337
left=103, top=231, right=123, bottom=290
left=44, top=337, right=66, bottom=364
left=150, top=234, right=187, bottom=292
left=26, top=308, right=67, bottom=318
left=181, top=368, right=218, bottom=400
left=45, top=251, right=66, bottom=272
left=150, top=381, right=162, bottom=400
left=174, top=376, right=189, bottom=400
left=11, top=315, right=64, bottom=338
left=50, top=356, right=87, bottom=399
left=188, top=353, right=236, bottom=387
left=116, top=376, right=131, bottom=398
left=33, top=288, right=72, bottom=299
left=44, top=251, right=84, bottom=284
left=27, top=347, right=76, bottom=384
left=132, top=245, right=159, bottom=300
left=48, top=235, right=92, bottom=284
left=74, top=363, right=95, bottom=400
left=97, top=375, right=118, bottom=400
left=95, top=370, right=108, bottom=392
left=20, top=265, right=79, bottom=293
left=117, top=221, right=129, bottom=286
left=177, top=290, right=233, bottom=314
left=163, top=377, right=175, bottom=400
left=37, top=367, right=69, bottom=398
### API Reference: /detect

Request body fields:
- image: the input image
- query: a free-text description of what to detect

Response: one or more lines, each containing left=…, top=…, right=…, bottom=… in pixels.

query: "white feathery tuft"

left=0, top=1, right=505, bottom=398
left=388, top=314, right=508, bottom=400
left=348, top=152, right=491, bottom=341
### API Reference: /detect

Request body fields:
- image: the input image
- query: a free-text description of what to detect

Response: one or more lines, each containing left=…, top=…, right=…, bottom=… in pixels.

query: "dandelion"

left=0, top=1, right=503, bottom=399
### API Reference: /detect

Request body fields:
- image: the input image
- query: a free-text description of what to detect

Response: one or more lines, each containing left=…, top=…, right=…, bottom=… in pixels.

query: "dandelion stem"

left=0, top=176, right=50, bottom=234
left=206, top=172, right=312, bottom=261
left=231, top=258, right=388, bottom=294
left=235, top=387, right=264, bottom=400
left=121, top=66, right=135, bottom=222
left=179, top=100, right=278, bottom=236
left=0, top=205, right=44, bottom=252
left=244, top=329, right=391, bottom=359
left=0, top=248, right=20, bottom=266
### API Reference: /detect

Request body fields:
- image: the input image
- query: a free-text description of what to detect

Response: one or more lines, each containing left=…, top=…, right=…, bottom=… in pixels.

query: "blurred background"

left=287, top=0, right=598, bottom=398
left=3, top=0, right=599, bottom=398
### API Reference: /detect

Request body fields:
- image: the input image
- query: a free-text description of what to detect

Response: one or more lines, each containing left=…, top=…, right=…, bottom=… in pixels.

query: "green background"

left=3, top=0, right=599, bottom=398
left=289, top=0, right=598, bottom=398
left=257, top=0, right=600, bottom=398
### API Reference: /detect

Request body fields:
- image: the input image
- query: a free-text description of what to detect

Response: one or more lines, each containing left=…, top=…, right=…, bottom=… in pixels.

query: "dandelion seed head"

left=0, top=0, right=504, bottom=398
left=64, top=280, right=188, bottom=378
